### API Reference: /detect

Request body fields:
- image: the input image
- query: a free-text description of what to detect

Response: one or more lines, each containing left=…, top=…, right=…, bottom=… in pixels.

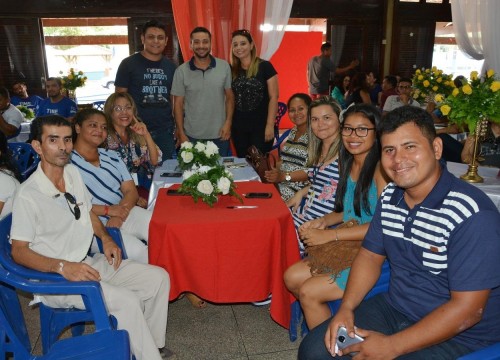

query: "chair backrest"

left=7, top=142, right=40, bottom=181
left=274, top=102, right=288, bottom=142
left=92, top=101, right=105, bottom=111
left=0, top=214, right=32, bottom=355
left=0, top=286, right=31, bottom=358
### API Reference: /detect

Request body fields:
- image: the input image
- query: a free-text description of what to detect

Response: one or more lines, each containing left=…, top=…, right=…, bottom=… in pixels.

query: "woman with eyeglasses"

left=230, top=29, right=279, bottom=157
left=284, top=103, right=388, bottom=330
left=0, top=131, right=21, bottom=218
left=71, top=108, right=150, bottom=263
left=104, top=93, right=162, bottom=207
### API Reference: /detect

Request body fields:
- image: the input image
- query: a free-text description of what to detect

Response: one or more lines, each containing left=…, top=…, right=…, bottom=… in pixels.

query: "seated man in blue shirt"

left=11, top=81, right=43, bottom=115
left=299, top=106, right=500, bottom=359
left=37, top=77, right=77, bottom=122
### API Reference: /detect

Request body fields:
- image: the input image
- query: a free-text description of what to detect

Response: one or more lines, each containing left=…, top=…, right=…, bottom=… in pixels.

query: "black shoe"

left=159, top=347, right=175, bottom=359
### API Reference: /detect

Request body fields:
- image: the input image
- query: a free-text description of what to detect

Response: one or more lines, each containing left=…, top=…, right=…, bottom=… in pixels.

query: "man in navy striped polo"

left=299, top=106, right=500, bottom=359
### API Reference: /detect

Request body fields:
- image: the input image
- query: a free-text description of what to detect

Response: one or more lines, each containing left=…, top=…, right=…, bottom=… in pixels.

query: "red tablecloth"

left=149, top=181, right=300, bottom=329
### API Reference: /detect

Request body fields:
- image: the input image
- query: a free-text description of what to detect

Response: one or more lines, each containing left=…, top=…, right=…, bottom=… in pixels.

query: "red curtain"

left=171, top=0, right=267, bottom=62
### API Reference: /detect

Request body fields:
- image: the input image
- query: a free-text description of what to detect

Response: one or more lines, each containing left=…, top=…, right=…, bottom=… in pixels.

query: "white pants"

left=41, top=254, right=170, bottom=360
left=103, top=206, right=151, bottom=264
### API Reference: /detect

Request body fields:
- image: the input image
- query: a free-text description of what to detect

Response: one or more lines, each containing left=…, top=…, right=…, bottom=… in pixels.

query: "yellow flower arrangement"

left=412, top=66, right=455, bottom=101
left=439, top=69, right=500, bottom=132
left=59, top=68, right=87, bottom=90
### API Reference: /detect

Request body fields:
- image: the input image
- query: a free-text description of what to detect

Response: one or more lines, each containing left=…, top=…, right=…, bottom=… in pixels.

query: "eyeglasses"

left=398, top=85, right=411, bottom=90
left=113, top=105, right=133, bottom=113
left=341, top=126, right=376, bottom=137
left=64, top=192, right=81, bottom=220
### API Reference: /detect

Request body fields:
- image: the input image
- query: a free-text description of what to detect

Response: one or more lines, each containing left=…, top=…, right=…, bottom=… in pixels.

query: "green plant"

left=177, top=141, right=220, bottom=171
left=59, top=68, right=87, bottom=90
left=16, top=105, right=35, bottom=120
left=178, top=164, right=241, bottom=207
left=176, top=141, right=242, bottom=207
left=439, top=69, right=500, bottom=132
left=412, top=66, right=455, bottom=101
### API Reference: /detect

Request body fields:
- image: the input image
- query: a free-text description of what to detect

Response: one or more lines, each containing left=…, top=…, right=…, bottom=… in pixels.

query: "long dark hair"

left=334, top=104, right=381, bottom=217
left=0, top=132, right=22, bottom=182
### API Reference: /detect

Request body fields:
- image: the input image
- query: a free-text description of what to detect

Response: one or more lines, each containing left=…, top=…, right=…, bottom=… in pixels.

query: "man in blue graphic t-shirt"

left=115, top=19, right=177, bottom=160
left=11, top=81, right=43, bottom=115
left=36, top=77, right=77, bottom=122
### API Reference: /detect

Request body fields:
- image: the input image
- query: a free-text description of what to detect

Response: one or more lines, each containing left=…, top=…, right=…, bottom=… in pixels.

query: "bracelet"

left=58, top=261, right=64, bottom=274
left=335, top=229, right=339, bottom=241
left=103, top=205, right=109, bottom=216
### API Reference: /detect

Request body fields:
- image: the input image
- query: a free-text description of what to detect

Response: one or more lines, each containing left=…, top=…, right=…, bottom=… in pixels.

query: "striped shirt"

left=293, top=159, right=339, bottom=244
left=71, top=149, right=133, bottom=218
left=363, top=165, right=500, bottom=350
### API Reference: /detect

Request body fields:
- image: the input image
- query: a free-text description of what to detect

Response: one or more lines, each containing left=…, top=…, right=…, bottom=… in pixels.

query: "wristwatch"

left=285, top=172, right=292, bottom=182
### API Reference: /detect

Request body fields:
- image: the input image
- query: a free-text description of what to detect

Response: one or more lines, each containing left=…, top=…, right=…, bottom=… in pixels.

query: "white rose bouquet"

left=177, top=140, right=220, bottom=171
left=178, top=164, right=241, bottom=207
left=176, top=141, right=241, bottom=206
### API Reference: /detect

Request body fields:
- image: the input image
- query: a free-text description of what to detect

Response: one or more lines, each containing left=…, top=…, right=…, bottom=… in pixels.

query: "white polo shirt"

left=11, top=163, right=94, bottom=262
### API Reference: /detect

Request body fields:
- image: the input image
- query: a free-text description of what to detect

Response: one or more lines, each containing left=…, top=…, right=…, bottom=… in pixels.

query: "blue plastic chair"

left=272, top=128, right=291, bottom=156
left=7, top=142, right=40, bottom=181
left=0, top=265, right=131, bottom=359
left=274, top=102, right=287, bottom=145
left=288, top=260, right=390, bottom=342
left=92, top=101, right=105, bottom=111
left=0, top=214, right=128, bottom=354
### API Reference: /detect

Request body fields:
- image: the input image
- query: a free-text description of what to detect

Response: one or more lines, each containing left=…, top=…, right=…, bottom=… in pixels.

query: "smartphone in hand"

left=336, top=326, right=364, bottom=355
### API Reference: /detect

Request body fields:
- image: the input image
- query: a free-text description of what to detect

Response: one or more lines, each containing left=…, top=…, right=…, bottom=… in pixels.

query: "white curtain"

left=451, top=0, right=500, bottom=72
left=258, top=0, right=294, bottom=60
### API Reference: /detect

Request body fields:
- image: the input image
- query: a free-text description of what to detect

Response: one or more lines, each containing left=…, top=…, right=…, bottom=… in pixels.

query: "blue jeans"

left=186, top=136, right=230, bottom=157
left=150, top=123, right=175, bottom=162
left=298, top=294, right=472, bottom=360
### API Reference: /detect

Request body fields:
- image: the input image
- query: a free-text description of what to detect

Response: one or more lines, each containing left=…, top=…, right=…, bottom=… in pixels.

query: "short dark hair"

left=190, top=26, right=211, bottom=40
left=30, top=115, right=72, bottom=142
left=384, top=75, right=398, bottom=88
left=287, top=93, right=312, bottom=109
left=320, top=42, right=332, bottom=52
left=398, top=77, right=413, bottom=85
left=142, top=20, right=167, bottom=36
left=12, top=80, right=26, bottom=87
left=0, top=87, right=10, bottom=99
left=379, top=106, right=436, bottom=145
left=454, top=75, right=466, bottom=88
left=46, top=77, right=62, bottom=87
left=74, top=108, right=106, bottom=128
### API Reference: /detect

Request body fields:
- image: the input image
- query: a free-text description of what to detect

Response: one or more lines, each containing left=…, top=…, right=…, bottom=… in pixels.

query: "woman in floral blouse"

left=104, top=92, right=162, bottom=206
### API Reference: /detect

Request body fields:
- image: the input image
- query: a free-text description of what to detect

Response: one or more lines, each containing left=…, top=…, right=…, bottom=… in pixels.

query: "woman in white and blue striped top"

left=287, top=96, right=342, bottom=253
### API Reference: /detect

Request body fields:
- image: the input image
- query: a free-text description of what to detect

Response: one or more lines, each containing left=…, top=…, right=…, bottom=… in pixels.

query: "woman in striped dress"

left=287, top=96, right=342, bottom=253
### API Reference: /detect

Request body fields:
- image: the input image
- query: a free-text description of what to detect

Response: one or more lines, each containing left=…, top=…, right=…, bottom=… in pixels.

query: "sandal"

left=185, top=292, right=207, bottom=309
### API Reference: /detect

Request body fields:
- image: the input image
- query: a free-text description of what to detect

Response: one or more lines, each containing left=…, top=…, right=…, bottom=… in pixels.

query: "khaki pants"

left=41, top=254, right=170, bottom=360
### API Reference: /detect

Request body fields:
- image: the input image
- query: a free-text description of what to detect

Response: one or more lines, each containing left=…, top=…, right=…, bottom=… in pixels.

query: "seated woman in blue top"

left=284, top=104, right=388, bottom=330
left=287, top=96, right=343, bottom=255
left=71, top=108, right=150, bottom=263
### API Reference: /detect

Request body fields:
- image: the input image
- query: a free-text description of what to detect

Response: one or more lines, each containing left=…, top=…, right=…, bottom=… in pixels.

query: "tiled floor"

left=19, top=293, right=301, bottom=359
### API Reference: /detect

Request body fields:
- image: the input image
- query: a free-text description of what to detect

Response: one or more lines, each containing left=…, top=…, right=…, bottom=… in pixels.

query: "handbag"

left=246, top=145, right=277, bottom=183
left=306, top=219, right=360, bottom=280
